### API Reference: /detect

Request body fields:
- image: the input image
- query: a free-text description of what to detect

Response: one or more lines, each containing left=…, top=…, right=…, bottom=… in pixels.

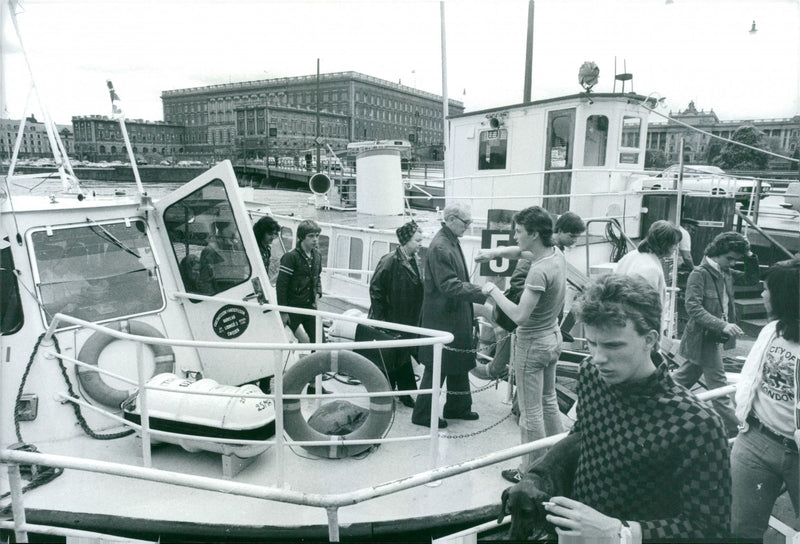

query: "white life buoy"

left=283, top=350, right=392, bottom=458
left=77, top=320, right=176, bottom=408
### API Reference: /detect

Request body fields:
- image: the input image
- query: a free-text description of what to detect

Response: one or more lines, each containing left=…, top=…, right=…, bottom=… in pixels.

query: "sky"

left=2, top=0, right=799, bottom=126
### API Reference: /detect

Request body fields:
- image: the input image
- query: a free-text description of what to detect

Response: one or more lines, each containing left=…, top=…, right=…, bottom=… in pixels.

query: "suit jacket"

left=679, top=254, right=759, bottom=362
left=418, top=225, right=486, bottom=374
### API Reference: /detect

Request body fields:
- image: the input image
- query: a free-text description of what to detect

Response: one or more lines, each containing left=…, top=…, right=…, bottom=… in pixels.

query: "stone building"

left=72, top=116, right=185, bottom=163
left=1, top=116, right=73, bottom=160
left=161, top=71, right=464, bottom=161
left=646, top=101, right=800, bottom=167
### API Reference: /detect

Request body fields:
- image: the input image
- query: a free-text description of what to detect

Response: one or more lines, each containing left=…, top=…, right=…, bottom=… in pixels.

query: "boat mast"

left=523, top=0, right=534, bottom=102
left=440, top=1, right=448, bottom=181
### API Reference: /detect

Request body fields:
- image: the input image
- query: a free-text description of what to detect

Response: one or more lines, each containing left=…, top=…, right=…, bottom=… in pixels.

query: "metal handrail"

left=734, top=208, right=796, bottom=260
left=2, top=381, right=747, bottom=543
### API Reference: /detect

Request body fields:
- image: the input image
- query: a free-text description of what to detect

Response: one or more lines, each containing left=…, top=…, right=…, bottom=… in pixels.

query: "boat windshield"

left=31, top=220, right=164, bottom=325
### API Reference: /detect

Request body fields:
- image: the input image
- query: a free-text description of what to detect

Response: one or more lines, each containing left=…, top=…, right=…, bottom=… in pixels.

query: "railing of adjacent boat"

left=6, top=381, right=790, bottom=543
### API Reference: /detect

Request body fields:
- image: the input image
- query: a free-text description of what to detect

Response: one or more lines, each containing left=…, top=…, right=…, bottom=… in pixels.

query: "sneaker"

left=501, top=469, right=522, bottom=484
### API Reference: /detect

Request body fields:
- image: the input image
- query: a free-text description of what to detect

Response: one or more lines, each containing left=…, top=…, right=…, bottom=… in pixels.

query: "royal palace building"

left=646, top=101, right=800, bottom=168
left=160, top=71, right=465, bottom=161
left=1, top=116, right=73, bottom=161
left=71, top=116, right=185, bottom=163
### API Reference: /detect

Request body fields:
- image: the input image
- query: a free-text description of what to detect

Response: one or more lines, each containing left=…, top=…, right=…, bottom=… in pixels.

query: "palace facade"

left=160, top=71, right=464, bottom=161
left=1, top=116, right=73, bottom=160
left=71, top=116, right=185, bottom=162
left=646, top=101, right=800, bottom=168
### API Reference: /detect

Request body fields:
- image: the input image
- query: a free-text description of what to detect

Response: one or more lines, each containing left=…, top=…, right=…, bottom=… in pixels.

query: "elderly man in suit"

left=411, top=203, right=487, bottom=428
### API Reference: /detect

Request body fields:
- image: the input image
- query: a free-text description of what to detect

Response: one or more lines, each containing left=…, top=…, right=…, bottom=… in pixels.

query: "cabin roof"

left=449, top=92, right=651, bottom=120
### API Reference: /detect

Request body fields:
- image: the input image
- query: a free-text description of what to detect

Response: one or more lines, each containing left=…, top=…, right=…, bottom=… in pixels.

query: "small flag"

left=107, top=80, right=124, bottom=119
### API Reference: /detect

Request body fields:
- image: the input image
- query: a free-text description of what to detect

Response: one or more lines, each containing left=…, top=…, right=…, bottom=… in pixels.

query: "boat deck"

left=2, top=360, right=571, bottom=541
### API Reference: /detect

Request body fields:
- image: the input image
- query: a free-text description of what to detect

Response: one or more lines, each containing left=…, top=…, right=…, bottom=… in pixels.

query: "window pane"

left=621, top=116, right=642, bottom=148
left=583, top=115, right=608, bottom=167
left=478, top=129, right=508, bottom=170
left=163, top=179, right=251, bottom=296
left=1, top=243, right=24, bottom=334
left=32, top=220, right=164, bottom=325
left=348, top=237, right=363, bottom=280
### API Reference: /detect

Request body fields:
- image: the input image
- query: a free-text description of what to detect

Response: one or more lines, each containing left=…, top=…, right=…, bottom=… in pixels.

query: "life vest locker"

left=122, top=373, right=274, bottom=458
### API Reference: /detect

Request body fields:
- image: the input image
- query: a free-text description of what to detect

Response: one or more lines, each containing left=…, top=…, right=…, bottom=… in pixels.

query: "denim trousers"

left=731, top=425, right=799, bottom=538
left=513, top=329, right=563, bottom=470
left=672, top=339, right=739, bottom=435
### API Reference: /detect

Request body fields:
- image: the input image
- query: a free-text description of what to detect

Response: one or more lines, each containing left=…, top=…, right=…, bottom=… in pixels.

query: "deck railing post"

left=326, top=506, right=340, bottom=542
left=274, top=349, right=286, bottom=488
left=7, top=463, right=29, bottom=543
left=136, top=341, right=152, bottom=467
left=428, top=342, right=443, bottom=475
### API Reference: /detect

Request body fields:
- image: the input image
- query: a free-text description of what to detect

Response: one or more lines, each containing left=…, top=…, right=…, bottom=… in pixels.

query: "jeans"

left=513, top=329, right=563, bottom=470
left=731, top=425, right=799, bottom=538
left=672, top=339, right=738, bottom=436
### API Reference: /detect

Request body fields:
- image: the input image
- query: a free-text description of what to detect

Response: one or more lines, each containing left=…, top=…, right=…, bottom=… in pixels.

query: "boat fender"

left=77, top=320, right=175, bottom=409
left=282, top=350, right=392, bottom=459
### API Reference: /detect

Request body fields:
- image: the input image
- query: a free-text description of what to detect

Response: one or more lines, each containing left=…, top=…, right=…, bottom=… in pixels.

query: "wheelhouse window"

left=31, top=220, right=164, bottom=326
left=478, top=129, right=508, bottom=170
left=583, top=115, right=608, bottom=167
left=163, top=179, right=251, bottom=296
left=620, top=116, right=642, bottom=164
left=334, top=235, right=364, bottom=281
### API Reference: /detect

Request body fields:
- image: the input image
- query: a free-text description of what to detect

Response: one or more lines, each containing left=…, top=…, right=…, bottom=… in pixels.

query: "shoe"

left=444, top=411, right=479, bottom=421
left=501, top=469, right=522, bottom=484
left=411, top=417, right=448, bottom=428
left=398, top=396, right=415, bottom=408
left=306, top=384, right=331, bottom=395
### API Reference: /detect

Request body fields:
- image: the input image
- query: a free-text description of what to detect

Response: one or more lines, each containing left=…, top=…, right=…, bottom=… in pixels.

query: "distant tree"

left=705, top=140, right=723, bottom=164
left=645, top=148, right=668, bottom=169
left=716, top=125, right=768, bottom=170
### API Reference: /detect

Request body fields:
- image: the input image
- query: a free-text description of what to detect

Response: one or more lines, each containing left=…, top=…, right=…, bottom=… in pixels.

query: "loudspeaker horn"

left=309, top=172, right=332, bottom=195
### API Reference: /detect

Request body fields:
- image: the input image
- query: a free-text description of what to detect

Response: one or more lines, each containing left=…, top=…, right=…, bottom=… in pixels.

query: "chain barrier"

left=442, top=331, right=511, bottom=355
left=439, top=412, right=514, bottom=439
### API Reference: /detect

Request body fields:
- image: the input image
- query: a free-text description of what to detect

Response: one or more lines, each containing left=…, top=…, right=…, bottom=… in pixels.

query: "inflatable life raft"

left=122, top=373, right=275, bottom=458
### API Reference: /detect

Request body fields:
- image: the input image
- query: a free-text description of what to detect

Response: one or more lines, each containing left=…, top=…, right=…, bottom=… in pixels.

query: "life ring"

left=283, top=350, right=392, bottom=459
left=77, top=320, right=176, bottom=409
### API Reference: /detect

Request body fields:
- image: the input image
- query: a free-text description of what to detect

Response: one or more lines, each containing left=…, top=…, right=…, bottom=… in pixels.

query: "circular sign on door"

left=212, top=305, right=250, bottom=339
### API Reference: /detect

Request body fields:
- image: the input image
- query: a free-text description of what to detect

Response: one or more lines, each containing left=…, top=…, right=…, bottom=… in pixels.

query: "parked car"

left=640, top=164, right=771, bottom=204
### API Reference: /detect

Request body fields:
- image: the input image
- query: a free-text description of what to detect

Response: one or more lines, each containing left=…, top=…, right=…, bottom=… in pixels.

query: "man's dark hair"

left=296, top=219, right=321, bottom=243
left=555, top=211, right=586, bottom=235
left=764, top=258, right=800, bottom=343
left=253, top=216, right=280, bottom=241
left=576, top=274, right=662, bottom=339
left=513, top=206, right=554, bottom=247
left=638, top=220, right=682, bottom=258
left=704, top=232, right=750, bottom=258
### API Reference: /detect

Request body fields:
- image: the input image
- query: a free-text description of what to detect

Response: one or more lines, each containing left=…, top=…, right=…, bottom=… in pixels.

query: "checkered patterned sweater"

left=571, top=359, right=731, bottom=540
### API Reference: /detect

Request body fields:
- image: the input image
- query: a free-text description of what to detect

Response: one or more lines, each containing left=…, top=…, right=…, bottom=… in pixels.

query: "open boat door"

left=153, top=160, right=287, bottom=385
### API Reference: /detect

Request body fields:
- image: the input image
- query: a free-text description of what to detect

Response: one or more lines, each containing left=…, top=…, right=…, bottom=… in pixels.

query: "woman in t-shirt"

left=731, top=258, right=800, bottom=538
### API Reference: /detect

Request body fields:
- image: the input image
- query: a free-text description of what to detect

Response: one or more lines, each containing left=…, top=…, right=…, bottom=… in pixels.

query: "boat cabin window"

left=370, top=241, right=396, bottom=271
left=478, top=129, right=508, bottom=170
left=163, top=179, right=251, bottom=296
left=31, top=220, right=164, bottom=326
left=335, top=234, right=364, bottom=280
left=583, top=115, right=608, bottom=167
left=1, top=240, right=24, bottom=335
left=619, top=116, right=642, bottom=164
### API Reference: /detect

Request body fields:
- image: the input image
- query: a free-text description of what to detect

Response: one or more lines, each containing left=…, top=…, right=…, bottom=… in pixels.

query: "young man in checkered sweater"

left=530, top=274, right=730, bottom=541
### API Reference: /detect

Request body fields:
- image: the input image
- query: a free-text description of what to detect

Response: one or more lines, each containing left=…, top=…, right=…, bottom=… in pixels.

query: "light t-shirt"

left=516, top=248, right=566, bottom=337
left=752, top=334, right=799, bottom=439
left=614, top=250, right=666, bottom=306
